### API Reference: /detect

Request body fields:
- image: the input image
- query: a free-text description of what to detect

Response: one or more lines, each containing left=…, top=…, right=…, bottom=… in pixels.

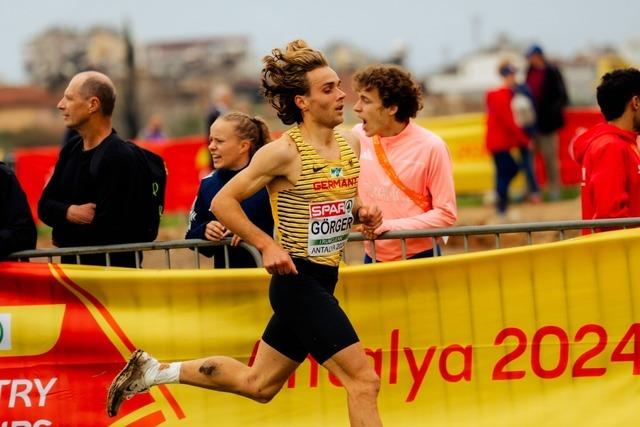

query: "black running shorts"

left=261, top=258, right=359, bottom=364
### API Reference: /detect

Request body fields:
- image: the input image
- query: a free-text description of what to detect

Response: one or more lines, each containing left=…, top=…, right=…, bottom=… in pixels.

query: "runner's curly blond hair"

left=261, top=40, right=328, bottom=125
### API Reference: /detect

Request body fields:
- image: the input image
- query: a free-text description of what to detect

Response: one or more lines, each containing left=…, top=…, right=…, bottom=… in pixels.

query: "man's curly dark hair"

left=353, top=64, right=423, bottom=122
left=597, top=68, right=640, bottom=121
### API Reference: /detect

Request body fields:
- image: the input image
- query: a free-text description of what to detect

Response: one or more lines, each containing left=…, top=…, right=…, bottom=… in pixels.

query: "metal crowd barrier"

left=360, top=217, right=640, bottom=262
left=7, top=218, right=640, bottom=269
left=6, top=239, right=263, bottom=269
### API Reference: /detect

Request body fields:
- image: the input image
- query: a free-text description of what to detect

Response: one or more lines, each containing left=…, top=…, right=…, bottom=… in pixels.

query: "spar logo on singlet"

left=307, top=199, right=354, bottom=256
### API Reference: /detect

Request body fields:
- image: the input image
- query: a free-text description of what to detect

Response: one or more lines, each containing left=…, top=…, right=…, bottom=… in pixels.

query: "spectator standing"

left=571, top=68, right=640, bottom=231
left=0, top=162, right=36, bottom=258
left=186, top=112, right=273, bottom=267
left=205, top=84, right=234, bottom=137
left=486, top=62, right=540, bottom=217
left=525, top=44, right=569, bottom=200
left=38, top=71, right=140, bottom=267
left=352, top=64, right=457, bottom=262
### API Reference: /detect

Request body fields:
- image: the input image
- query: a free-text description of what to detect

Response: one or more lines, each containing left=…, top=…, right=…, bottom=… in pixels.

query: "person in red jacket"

left=485, top=62, right=538, bottom=216
left=571, top=68, right=640, bottom=232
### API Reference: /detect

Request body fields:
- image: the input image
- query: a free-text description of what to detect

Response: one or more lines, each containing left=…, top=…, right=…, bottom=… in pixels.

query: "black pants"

left=492, top=150, right=520, bottom=214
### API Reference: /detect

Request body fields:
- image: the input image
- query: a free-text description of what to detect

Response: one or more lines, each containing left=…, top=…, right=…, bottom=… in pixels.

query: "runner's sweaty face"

left=299, top=66, right=346, bottom=128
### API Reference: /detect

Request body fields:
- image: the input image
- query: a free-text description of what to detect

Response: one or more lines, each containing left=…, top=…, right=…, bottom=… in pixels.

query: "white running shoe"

left=106, top=349, right=157, bottom=417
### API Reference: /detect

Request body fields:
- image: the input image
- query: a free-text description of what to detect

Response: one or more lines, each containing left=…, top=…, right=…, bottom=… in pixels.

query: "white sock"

left=148, top=361, right=182, bottom=385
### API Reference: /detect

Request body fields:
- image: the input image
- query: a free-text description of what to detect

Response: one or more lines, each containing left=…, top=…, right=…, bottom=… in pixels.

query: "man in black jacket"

left=525, top=44, right=569, bottom=201
left=0, top=162, right=36, bottom=259
left=38, top=71, right=139, bottom=267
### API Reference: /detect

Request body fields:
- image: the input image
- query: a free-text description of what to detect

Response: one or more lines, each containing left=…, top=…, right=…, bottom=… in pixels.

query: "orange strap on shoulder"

left=372, top=135, right=430, bottom=211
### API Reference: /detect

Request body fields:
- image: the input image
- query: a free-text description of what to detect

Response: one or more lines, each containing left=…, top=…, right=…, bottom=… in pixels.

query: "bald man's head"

left=72, top=71, right=117, bottom=117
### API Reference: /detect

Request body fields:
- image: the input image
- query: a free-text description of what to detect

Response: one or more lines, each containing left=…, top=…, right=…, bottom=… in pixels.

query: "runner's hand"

left=362, top=227, right=377, bottom=240
left=358, top=205, right=383, bottom=230
left=262, top=243, right=298, bottom=275
left=204, top=221, right=227, bottom=241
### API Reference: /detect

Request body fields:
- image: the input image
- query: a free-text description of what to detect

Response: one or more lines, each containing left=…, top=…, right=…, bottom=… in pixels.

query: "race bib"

left=307, top=198, right=354, bottom=256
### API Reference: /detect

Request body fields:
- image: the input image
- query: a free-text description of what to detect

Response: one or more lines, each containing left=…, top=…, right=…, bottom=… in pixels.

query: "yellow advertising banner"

left=1, top=229, right=640, bottom=426
left=414, top=109, right=603, bottom=193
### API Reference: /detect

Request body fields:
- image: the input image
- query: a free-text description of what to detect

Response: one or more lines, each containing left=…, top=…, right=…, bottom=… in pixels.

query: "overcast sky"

left=1, top=0, right=637, bottom=84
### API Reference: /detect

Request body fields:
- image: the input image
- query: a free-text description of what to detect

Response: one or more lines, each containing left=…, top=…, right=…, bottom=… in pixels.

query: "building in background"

left=426, top=36, right=536, bottom=115
left=24, top=26, right=127, bottom=91
left=423, top=34, right=640, bottom=115
left=0, top=86, right=58, bottom=133
left=145, top=36, right=253, bottom=85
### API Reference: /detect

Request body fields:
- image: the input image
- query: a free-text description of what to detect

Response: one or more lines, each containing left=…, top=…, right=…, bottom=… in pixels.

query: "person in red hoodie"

left=571, top=68, right=640, bottom=231
left=485, top=61, right=538, bottom=216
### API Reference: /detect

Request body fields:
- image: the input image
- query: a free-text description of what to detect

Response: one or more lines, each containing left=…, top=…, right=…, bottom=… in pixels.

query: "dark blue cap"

left=526, top=44, right=543, bottom=57
left=499, top=63, right=517, bottom=77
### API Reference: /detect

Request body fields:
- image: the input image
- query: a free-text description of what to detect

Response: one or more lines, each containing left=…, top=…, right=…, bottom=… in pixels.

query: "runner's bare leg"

left=178, top=340, right=299, bottom=403
left=323, top=342, right=383, bottom=427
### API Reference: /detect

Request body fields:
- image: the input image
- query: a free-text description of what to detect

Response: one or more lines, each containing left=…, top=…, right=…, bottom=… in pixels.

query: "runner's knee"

left=250, top=387, right=278, bottom=404
left=346, top=369, right=380, bottom=400
left=243, top=372, right=283, bottom=403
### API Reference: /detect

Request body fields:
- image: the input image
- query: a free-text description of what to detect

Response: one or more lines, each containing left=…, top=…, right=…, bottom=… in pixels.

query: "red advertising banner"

left=13, top=146, right=59, bottom=224
left=556, top=107, right=604, bottom=185
left=0, top=262, right=185, bottom=425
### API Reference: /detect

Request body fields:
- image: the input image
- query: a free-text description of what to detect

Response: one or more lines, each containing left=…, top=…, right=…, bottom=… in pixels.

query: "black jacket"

left=526, top=64, right=569, bottom=133
left=38, top=131, right=139, bottom=248
left=0, top=162, right=37, bottom=258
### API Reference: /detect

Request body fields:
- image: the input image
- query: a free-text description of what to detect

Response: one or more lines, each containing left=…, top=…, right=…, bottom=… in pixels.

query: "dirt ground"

left=35, top=196, right=581, bottom=269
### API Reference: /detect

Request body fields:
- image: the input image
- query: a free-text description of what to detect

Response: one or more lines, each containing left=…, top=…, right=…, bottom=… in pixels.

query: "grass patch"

left=37, top=224, right=52, bottom=237
left=456, top=194, right=485, bottom=207
left=160, top=213, right=189, bottom=227
left=559, top=186, right=580, bottom=200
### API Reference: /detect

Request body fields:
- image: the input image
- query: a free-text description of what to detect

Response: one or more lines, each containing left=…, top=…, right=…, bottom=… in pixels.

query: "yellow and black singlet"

left=270, top=126, right=359, bottom=267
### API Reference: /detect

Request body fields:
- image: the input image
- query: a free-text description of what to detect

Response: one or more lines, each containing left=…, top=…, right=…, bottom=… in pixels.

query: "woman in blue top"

left=186, top=112, right=273, bottom=267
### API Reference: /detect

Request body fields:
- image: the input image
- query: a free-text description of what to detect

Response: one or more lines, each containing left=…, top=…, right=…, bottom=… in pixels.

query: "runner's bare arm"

left=212, top=137, right=299, bottom=274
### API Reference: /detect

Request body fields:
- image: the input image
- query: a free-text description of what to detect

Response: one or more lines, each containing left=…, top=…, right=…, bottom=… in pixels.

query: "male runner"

left=107, top=40, right=383, bottom=426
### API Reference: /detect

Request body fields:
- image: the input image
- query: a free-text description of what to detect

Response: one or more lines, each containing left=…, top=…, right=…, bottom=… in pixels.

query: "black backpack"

left=89, top=138, right=167, bottom=242
left=125, top=141, right=167, bottom=241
